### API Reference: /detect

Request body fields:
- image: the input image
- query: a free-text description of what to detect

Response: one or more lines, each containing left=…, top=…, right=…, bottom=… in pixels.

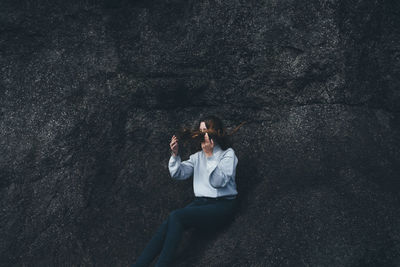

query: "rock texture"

left=1, top=0, right=400, bottom=266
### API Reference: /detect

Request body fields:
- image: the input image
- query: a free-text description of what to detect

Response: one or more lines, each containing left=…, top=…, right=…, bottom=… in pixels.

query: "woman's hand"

left=170, top=135, right=179, bottom=156
left=201, top=132, right=214, bottom=157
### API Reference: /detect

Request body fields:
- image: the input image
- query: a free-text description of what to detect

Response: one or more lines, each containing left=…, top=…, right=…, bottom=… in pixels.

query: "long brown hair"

left=176, top=115, right=246, bottom=151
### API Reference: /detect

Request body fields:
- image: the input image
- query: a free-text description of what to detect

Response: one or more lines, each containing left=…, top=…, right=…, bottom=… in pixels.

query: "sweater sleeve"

left=206, top=148, right=238, bottom=188
left=168, top=153, right=196, bottom=180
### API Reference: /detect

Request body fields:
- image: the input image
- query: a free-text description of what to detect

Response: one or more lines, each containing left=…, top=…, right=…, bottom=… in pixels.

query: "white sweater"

left=168, top=143, right=238, bottom=198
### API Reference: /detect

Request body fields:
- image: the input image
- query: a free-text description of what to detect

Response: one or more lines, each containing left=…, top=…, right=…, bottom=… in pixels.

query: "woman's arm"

left=168, top=134, right=195, bottom=180
left=206, top=148, right=238, bottom=188
left=168, top=153, right=196, bottom=180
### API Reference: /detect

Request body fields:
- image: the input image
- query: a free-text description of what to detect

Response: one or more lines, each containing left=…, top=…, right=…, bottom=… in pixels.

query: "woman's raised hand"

left=201, top=132, right=214, bottom=157
left=170, top=135, right=179, bottom=156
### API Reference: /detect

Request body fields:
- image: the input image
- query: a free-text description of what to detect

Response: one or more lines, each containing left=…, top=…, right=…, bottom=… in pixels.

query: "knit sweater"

left=168, top=143, right=238, bottom=199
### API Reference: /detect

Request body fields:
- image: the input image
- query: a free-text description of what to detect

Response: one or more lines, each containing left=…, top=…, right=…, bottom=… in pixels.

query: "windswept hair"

left=175, top=115, right=246, bottom=151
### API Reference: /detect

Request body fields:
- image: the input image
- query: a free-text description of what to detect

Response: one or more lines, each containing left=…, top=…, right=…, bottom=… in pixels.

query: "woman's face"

left=199, top=121, right=207, bottom=132
left=200, top=122, right=207, bottom=147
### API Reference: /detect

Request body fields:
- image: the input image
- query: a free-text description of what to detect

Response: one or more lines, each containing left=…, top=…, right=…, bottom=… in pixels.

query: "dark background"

left=1, top=0, right=400, bottom=266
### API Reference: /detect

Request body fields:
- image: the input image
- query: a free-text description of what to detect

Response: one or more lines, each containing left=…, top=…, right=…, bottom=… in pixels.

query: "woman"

left=132, top=115, right=244, bottom=267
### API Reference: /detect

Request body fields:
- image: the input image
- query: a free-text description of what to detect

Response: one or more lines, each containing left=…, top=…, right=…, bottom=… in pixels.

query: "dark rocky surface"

left=1, top=0, right=400, bottom=266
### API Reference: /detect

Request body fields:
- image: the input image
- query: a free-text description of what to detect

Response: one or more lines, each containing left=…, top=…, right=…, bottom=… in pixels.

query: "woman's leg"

left=132, top=201, right=199, bottom=267
left=155, top=198, right=237, bottom=267
left=131, top=219, right=168, bottom=267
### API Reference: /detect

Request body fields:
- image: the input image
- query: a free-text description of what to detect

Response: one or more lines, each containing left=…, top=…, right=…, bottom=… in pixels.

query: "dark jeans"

left=131, top=196, right=238, bottom=267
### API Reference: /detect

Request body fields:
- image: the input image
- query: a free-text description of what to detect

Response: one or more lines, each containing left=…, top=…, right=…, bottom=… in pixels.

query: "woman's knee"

left=168, top=210, right=182, bottom=222
left=169, top=209, right=192, bottom=229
